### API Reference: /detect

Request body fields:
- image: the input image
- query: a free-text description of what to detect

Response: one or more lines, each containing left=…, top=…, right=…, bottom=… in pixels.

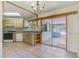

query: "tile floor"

left=42, top=37, right=66, bottom=49
left=3, top=42, right=77, bottom=58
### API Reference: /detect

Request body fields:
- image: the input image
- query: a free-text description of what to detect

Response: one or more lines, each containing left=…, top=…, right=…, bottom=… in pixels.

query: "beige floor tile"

left=3, top=42, right=77, bottom=58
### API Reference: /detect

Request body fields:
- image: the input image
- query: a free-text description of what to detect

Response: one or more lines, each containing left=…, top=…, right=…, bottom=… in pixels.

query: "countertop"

left=3, top=28, right=40, bottom=33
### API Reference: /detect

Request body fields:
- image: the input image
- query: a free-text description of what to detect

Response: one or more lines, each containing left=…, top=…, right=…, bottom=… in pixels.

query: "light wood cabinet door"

left=14, top=18, right=23, bottom=28
left=28, top=32, right=32, bottom=44
left=23, top=32, right=32, bottom=44
left=23, top=32, right=29, bottom=43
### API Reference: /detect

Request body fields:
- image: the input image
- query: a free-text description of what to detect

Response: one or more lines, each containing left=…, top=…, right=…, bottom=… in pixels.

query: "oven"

left=3, top=32, right=13, bottom=42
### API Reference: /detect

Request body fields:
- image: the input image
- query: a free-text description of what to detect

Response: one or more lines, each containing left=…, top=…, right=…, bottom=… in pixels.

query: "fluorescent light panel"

left=4, top=12, right=21, bottom=16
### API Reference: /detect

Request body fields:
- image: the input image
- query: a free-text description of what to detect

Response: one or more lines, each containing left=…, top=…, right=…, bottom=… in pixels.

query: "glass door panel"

left=41, top=16, right=66, bottom=49
left=42, top=19, right=52, bottom=45
left=51, top=16, right=66, bottom=49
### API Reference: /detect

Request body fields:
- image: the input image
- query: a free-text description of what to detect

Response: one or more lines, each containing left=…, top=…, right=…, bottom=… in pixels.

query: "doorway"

left=42, top=16, right=67, bottom=49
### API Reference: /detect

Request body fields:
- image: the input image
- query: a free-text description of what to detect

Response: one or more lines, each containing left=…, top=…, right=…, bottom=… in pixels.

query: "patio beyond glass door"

left=42, top=16, right=66, bottom=49
left=52, top=16, right=66, bottom=49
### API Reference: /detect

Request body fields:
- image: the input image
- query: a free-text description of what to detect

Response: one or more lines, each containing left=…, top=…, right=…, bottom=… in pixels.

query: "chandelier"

left=31, top=1, right=45, bottom=14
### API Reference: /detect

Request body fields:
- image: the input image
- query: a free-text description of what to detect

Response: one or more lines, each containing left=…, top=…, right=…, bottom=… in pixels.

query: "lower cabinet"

left=23, top=32, right=41, bottom=45
left=23, top=32, right=32, bottom=44
left=28, top=32, right=32, bottom=44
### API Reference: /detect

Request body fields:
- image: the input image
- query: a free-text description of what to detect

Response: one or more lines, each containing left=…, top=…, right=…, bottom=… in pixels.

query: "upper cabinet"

left=14, top=18, right=23, bottom=28
left=3, top=17, right=23, bottom=29
left=3, top=18, right=15, bottom=28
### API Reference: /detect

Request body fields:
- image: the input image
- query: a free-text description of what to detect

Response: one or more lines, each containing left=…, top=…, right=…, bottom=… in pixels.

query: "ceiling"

left=4, top=1, right=79, bottom=19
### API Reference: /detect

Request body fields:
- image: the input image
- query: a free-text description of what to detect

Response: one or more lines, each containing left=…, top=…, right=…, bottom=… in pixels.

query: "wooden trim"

left=40, top=18, right=42, bottom=31
left=39, top=11, right=77, bottom=20
left=40, top=32, right=42, bottom=44
left=23, top=18, right=24, bottom=28
left=36, top=14, right=38, bottom=28
left=13, top=32, right=16, bottom=42
left=6, top=1, right=37, bottom=15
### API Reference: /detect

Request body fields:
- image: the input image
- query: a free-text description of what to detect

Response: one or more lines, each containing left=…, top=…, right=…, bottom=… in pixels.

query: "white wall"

left=67, top=14, right=78, bottom=53
left=77, top=5, right=79, bottom=57
left=39, top=4, right=79, bottom=17
left=0, top=1, right=2, bottom=57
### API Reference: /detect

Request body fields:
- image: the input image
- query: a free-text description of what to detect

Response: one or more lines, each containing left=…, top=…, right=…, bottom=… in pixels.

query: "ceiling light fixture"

left=31, top=1, right=45, bottom=14
left=4, top=12, right=21, bottom=16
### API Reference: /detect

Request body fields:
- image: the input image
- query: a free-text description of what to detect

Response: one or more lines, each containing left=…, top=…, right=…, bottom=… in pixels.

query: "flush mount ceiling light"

left=4, top=12, right=21, bottom=16
left=31, top=1, right=45, bottom=14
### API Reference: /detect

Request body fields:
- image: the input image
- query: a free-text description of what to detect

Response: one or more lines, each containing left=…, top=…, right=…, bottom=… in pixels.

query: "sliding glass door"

left=42, top=16, right=66, bottom=49
left=52, top=16, right=66, bottom=48
left=42, top=20, right=52, bottom=45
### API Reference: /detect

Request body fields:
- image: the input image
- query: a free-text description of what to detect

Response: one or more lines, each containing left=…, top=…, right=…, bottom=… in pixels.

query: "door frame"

left=40, top=11, right=77, bottom=50
left=41, top=16, right=67, bottom=50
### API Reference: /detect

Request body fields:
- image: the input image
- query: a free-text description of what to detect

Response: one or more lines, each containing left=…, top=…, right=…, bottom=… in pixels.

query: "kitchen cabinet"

left=23, top=32, right=41, bottom=45
left=14, top=18, right=23, bottom=28
left=3, top=18, right=23, bottom=29
left=23, top=32, right=32, bottom=44
left=28, top=32, right=32, bottom=44
left=3, top=18, right=15, bottom=28
left=23, top=32, right=29, bottom=43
